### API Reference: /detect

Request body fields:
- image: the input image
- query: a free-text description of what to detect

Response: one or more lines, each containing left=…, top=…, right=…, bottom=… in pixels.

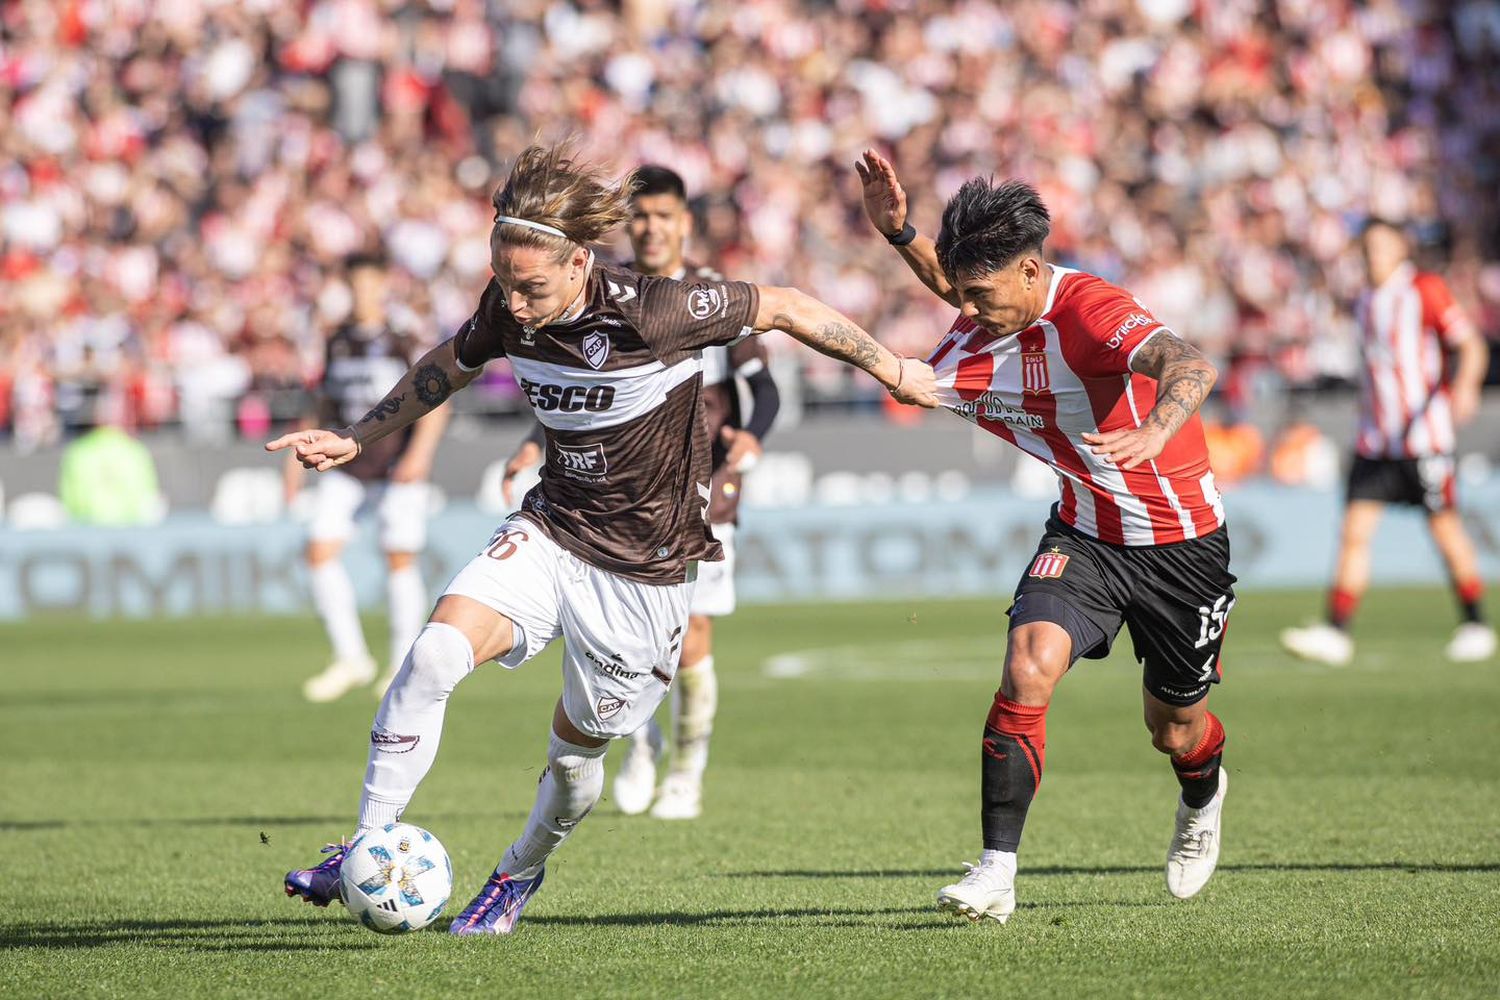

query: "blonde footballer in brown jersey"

left=269, top=141, right=937, bottom=934
left=501, top=165, right=781, bottom=821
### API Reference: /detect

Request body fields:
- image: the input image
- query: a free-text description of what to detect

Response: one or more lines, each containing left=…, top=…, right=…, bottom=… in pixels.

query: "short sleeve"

left=452, top=280, right=508, bottom=371
left=638, top=274, right=761, bottom=360
left=1414, top=273, right=1475, bottom=347
left=1066, top=281, right=1171, bottom=378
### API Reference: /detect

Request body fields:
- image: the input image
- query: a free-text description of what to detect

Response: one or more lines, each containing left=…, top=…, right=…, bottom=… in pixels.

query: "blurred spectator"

left=1, top=0, right=1497, bottom=441
left=57, top=422, right=164, bottom=525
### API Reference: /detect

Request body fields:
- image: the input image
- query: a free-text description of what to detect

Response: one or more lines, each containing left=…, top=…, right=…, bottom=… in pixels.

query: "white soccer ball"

left=340, top=823, right=453, bottom=934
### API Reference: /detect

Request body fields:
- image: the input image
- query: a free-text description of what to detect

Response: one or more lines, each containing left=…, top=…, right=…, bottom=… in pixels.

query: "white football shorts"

left=306, top=469, right=429, bottom=553
left=690, top=522, right=737, bottom=618
left=442, top=518, right=695, bottom=740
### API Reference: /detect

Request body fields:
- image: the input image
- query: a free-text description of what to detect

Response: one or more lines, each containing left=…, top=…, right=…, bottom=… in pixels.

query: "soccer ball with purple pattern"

left=339, top=823, right=452, bottom=934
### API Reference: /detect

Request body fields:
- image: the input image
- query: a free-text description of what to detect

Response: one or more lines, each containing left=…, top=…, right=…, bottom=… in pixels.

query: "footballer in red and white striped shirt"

left=857, top=151, right=1235, bottom=922
left=1281, top=219, right=1493, bottom=669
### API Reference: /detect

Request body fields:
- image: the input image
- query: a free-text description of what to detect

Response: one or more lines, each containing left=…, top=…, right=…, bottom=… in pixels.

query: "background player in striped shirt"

left=1281, top=220, right=1493, bottom=666
left=857, top=150, right=1234, bottom=923
left=288, top=252, right=451, bottom=703
left=499, top=165, right=781, bottom=820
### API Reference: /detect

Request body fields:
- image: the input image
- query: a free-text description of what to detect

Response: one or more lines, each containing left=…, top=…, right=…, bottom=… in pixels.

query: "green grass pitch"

left=3, top=588, right=1498, bottom=999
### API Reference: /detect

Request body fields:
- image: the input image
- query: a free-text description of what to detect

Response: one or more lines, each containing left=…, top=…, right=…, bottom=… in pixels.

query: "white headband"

left=495, top=215, right=570, bottom=240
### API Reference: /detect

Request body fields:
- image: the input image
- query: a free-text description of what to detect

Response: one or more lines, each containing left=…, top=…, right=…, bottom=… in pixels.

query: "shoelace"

left=955, top=861, right=1008, bottom=890
left=1173, top=823, right=1214, bottom=861
left=313, top=839, right=350, bottom=870
left=457, top=875, right=514, bottom=924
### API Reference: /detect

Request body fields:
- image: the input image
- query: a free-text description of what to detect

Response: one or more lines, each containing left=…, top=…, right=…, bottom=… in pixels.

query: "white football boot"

left=936, top=858, right=1016, bottom=924
left=1166, top=768, right=1227, bottom=900
left=612, top=727, right=660, bottom=816
left=650, top=771, right=703, bottom=820
left=302, top=657, right=377, bottom=703
left=1445, top=623, right=1497, bottom=663
left=1279, top=623, right=1353, bottom=666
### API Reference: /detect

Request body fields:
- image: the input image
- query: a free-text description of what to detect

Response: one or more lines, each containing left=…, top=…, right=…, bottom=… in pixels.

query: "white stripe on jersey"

left=510, top=354, right=701, bottom=431
left=1123, top=374, right=1198, bottom=539
left=1035, top=319, right=1156, bottom=545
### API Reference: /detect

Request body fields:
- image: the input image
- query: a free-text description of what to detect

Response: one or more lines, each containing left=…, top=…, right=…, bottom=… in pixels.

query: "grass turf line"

left=2, top=587, right=1497, bottom=999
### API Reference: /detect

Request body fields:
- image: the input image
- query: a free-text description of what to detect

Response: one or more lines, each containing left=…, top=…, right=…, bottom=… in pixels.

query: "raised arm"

left=752, top=285, right=938, bottom=408
left=1082, top=331, right=1218, bottom=470
left=855, top=149, right=960, bottom=308
left=267, top=340, right=478, bottom=471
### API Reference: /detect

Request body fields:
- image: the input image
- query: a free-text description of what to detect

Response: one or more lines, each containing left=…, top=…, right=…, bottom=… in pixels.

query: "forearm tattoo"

left=1131, top=334, right=1215, bottom=437
left=775, top=312, right=883, bottom=372
left=359, top=393, right=406, bottom=425
left=413, top=363, right=453, bottom=408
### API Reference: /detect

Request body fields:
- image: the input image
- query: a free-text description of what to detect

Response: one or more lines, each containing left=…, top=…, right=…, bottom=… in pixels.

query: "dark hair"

left=491, top=140, right=633, bottom=255
left=935, top=178, right=1051, bottom=279
left=630, top=164, right=687, bottom=203
left=1361, top=216, right=1408, bottom=241
left=345, top=251, right=388, bottom=272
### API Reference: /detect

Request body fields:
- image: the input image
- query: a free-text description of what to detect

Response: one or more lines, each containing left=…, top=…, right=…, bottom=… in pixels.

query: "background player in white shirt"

left=500, top=166, right=780, bottom=820
left=1281, top=220, right=1493, bottom=666
left=288, top=253, right=451, bottom=702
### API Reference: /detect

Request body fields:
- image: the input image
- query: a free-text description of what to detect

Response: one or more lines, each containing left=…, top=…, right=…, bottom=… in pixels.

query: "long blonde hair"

left=491, top=142, right=635, bottom=255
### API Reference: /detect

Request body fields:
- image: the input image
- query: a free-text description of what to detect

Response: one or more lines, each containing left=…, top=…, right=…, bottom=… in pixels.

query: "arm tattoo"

left=359, top=393, right=406, bottom=424
left=774, top=312, right=883, bottom=372
left=1130, top=333, right=1216, bottom=438
left=413, top=363, right=453, bottom=408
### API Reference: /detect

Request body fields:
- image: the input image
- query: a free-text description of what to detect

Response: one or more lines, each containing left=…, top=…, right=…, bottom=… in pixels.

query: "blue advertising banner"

left=2, top=484, right=1497, bottom=620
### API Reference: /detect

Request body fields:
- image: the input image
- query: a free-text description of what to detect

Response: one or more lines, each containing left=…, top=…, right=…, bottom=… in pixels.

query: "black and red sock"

left=1172, top=712, right=1226, bottom=809
left=1455, top=577, right=1485, bottom=625
left=1328, top=588, right=1360, bottom=631
left=980, top=693, right=1047, bottom=852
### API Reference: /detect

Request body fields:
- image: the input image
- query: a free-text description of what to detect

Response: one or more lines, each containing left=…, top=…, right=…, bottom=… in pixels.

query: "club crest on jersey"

left=688, top=285, right=722, bottom=320
left=1022, top=350, right=1050, bottom=395
left=1028, top=549, right=1069, bottom=579
left=583, top=331, right=610, bottom=370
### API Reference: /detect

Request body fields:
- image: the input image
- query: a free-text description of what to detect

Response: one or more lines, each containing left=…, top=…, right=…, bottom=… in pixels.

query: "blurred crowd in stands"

left=2, top=0, right=1499, bottom=457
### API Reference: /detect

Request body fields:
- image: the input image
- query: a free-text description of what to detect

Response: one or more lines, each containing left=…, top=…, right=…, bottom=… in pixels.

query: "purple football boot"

left=284, top=841, right=348, bottom=907
left=448, top=867, right=546, bottom=936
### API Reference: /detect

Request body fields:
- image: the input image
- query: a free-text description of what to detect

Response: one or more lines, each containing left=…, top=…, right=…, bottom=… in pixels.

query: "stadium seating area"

left=2, top=0, right=1498, bottom=448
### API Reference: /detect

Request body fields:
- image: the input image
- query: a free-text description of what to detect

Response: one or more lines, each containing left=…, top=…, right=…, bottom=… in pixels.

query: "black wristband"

left=885, top=223, right=917, bottom=246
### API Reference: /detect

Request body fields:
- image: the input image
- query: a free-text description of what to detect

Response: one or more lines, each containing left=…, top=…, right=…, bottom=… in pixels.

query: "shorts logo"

left=1028, top=549, right=1069, bottom=579
left=582, top=331, right=610, bottom=370
left=371, top=727, right=420, bottom=753
left=688, top=285, right=723, bottom=320
left=555, top=442, right=608, bottom=482
left=1022, top=350, right=1050, bottom=394
left=596, top=695, right=626, bottom=720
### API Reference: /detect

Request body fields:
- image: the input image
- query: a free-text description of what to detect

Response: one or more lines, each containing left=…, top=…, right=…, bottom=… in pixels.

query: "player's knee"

left=400, top=622, right=474, bottom=698
left=1003, top=627, right=1068, bottom=701
left=1147, top=718, right=1197, bottom=757
left=385, top=550, right=417, bottom=572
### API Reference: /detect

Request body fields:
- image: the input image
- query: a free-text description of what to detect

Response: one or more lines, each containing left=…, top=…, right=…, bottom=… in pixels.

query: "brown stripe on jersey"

left=453, top=260, right=759, bottom=584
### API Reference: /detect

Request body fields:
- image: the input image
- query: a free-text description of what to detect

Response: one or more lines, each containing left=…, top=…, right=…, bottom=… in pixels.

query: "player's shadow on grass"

left=0, top=918, right=378, bottom=953
left=721, top=861, right=1500, bottom=879
left=0, top=811, right=526, bottom=832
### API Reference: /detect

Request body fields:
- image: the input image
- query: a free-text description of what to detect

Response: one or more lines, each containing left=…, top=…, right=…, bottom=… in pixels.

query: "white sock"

left=670, top=655, right=717, bottom=780
left=356, top=622, right=474, bottom=835
left=385, top=562, right=427, bottom=672
left=309, top=559, right=371, bottom=667
left=625, top=718, right=660, bottom=760
left=980, top=849, right=1017, bottom=877
left=501, top=732, right=607, bottom=877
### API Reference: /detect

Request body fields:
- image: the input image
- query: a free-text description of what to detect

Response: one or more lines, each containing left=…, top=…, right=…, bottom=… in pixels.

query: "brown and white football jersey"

left=319, top=322, right=419, bottom=481
left=453, top=260, right=760, bottom=584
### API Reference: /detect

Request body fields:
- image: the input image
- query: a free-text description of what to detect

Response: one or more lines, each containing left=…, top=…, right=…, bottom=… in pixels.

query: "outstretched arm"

left=855, top=149, right=960, bottom=308
left=1082, top=332, right=1217, bottom=470
left=752, top=285, right=938, bottom=408
left=267, top=340, right=477, bottom=471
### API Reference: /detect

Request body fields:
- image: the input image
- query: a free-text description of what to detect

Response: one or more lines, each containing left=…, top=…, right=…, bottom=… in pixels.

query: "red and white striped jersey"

left=1355, top=263, right=1476, bottom=459
left=929, top=266, right=1224, bottom=547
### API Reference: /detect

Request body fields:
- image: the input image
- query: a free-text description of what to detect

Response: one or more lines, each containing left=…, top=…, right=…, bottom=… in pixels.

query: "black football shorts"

left=1007, top=511, right=1237, bottom=706
left=1347, top=454, right=1456, bottom=513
